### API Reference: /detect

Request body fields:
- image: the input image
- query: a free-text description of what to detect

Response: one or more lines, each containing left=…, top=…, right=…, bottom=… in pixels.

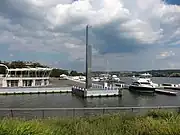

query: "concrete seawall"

left=0, top=87, right=72, bottom=95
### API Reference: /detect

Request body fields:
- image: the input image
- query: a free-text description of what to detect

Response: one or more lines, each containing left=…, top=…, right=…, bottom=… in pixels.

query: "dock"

left=155, top=89, right=177, bottom=96
left=0, top=78, right=124, bottom=96
left=0, top=86, right=72, bottom=95
left=72, top=86, right=122, bottom=98
left=163, top=87, right=180, bottom=90
left=0, top=79, right=83, bottom=95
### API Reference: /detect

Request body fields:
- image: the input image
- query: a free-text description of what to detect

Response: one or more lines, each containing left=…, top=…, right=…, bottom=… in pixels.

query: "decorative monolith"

left=85, top=25, right=92, bottom=89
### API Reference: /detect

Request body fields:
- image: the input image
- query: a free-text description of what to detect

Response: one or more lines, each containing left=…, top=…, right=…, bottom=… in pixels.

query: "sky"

left=0, top=0, right=180, bottom=71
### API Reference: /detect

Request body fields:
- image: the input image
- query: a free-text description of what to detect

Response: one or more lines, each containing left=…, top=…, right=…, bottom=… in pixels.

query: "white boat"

left=160, top=83, right=180, bottom=90
left=78, top=76, right=86, bottom=81
left=99, top=74, right=110, bottom=81
left=59, top=74, right=68, bottom=80
left=111, top=75, right=121, bottom=82
left=0, top=64, right=52, bottom=88
left=129, top=78, right=156, bottom=93
left=92, top=77, right=100, bottom=82
left=132, top=73, right=158, bottom=88
left=71, top=76, right=86, bottom=82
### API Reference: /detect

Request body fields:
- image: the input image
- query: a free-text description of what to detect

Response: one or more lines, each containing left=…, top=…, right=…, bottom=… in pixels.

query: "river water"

left=0, top=77, right=180, bottom=108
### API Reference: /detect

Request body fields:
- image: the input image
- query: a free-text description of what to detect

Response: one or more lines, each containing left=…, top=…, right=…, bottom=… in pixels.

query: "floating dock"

left=155, top=89, right=177, bottom=96
left=0, top=87, right=71, bottom=95
left=72, top=86, right=122, bottom=98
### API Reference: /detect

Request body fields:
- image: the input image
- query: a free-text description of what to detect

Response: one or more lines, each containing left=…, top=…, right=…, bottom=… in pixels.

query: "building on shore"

left=0, top=65, right=52, bottom=87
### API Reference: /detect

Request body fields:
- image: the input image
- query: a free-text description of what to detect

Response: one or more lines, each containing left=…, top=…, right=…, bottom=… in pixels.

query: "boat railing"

left=0, top=106, right=180, bottom=119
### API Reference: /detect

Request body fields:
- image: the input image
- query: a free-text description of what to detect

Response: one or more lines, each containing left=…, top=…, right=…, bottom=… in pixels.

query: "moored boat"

left=132, top=73, right=158, bottom=88
left=159, top=83, right=180, bottom=90
left=129, top=79, right=156, bottom=93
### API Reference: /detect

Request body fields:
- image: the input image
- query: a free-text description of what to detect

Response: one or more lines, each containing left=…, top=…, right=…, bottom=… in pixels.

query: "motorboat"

left=129, top=78, right=156, bottom=93
left=132, top=73, right=158, bottom=88
left=92, top=77, right=100, bottom=82
left=159, top=83, right=180, bottom=90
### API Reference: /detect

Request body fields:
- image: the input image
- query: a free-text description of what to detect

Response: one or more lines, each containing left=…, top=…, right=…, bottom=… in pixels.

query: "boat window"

left=162, top=83, right=172, bottom=86
left=132, top=82, right=140, bottom=85
left=140, top=82, right=151, bottom=85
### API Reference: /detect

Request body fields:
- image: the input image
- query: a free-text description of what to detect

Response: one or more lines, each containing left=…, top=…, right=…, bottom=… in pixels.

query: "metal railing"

left=0, top=106, right=180, bottom=119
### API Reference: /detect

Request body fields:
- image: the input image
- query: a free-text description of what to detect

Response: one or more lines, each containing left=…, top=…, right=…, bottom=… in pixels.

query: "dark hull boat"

left=129, top=85, right=155, bottom=93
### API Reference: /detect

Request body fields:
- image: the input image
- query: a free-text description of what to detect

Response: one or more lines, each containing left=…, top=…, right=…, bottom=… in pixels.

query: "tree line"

left=50, top=69, right=84, bottom=77
left=2, top=61, right=179, bottom=77
left=0, top=61, right=84, bottom=77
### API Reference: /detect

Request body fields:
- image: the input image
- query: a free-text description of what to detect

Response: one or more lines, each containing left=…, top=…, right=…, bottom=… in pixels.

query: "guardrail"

left=0, top=106, right=180, bottom=119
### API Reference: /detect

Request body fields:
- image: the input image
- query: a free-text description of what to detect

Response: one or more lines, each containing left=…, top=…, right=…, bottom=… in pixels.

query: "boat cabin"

left=132, top=81, right=151, bottom=86
left=161, top=83, right=177, bottom=87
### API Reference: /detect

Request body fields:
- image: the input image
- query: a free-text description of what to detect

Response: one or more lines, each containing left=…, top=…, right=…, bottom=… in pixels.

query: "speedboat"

left=92, top=77, right=100, bottom=82
left=132, top=73, right=158, bottom=88
left=129, top=78, right=156, bottom=93
left=160, top=83, right=180, bottom=90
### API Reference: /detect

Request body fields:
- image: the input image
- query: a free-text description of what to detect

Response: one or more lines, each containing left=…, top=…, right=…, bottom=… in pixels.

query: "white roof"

left=7, top=67, right=53, bottom=72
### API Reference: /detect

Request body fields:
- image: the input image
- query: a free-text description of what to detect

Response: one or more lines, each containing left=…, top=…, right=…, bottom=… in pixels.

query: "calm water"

left=0, top=77, right=180, bottom=108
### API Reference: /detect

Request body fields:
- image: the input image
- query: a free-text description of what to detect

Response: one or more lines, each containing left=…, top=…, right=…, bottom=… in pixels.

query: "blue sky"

left=0, top=0, right=180, bottom=71
left=166, top=0, right=180, bottom=5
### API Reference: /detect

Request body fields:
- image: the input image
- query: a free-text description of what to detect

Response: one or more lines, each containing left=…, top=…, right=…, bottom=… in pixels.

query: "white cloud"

left=0, top=0, right=179, bottom=70
left=156, top=50, right=175, bottom=59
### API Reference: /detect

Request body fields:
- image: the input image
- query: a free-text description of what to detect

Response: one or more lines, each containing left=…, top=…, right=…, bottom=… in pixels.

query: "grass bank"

left=0, top=111, right=180, bottom=135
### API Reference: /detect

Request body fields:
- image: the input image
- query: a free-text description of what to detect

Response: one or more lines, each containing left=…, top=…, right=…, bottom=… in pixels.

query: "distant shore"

left=1, top=60, right=180, bottom=78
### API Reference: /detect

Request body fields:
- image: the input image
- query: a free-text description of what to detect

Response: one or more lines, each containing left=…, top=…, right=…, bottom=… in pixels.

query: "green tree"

left=50, top=69, right=69, bottom=77
left=10, top=61, right=26, bottom=68
left=31, top=62, right=48, bottom=68
left=70, top=70, right=78, bottom=76
left=0, top=67, right=6, bottom=74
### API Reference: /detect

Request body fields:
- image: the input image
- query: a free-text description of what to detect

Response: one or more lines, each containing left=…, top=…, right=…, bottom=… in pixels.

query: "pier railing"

left=0, top=106, right=180, bottom=119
